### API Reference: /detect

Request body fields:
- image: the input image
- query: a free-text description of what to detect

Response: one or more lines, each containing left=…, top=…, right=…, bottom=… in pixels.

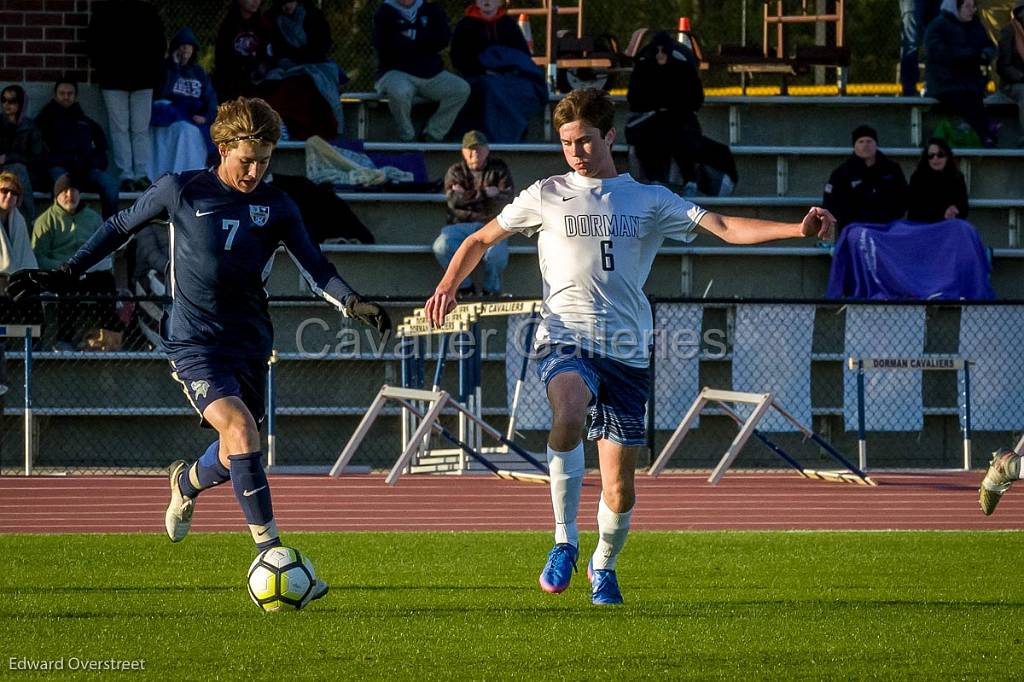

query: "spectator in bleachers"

left=214, top=0, right=274, bottom=103
left=150, top=28, right=218, bottom=178
left=131, top=221, right=168, bottom=348
left=433, top=131, right=512, bottom=296
left=823, top=125, right=908, bottom=231
left=625, top=32, right=705, bottom=190
left=372, top=0, right=471, bottom=142
left=924, top=0, right=998, bottom=147
left=901, top=0, right=943, bottom=96
left=87, top=0, right=166, bottom=192
left=0, top=171, right=37, bottom=280
left=907, top=137, right=969, bottom=222
left=35, top=79, right=121, bottom=220
left=265, top=0, right=347, bottom=137
left=997, top=0, right=1024, bottom=146
left=0, top=170, right=38, bottom=392
left=0, top=85, right=44, bottom=226
left=32, top=174, right=116, bottom=351
left=450, top=0, right=546, bottom=143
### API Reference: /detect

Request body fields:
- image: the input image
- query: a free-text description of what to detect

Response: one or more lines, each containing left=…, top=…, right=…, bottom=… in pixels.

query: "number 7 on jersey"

left=222, top=219, right=241, bottom=251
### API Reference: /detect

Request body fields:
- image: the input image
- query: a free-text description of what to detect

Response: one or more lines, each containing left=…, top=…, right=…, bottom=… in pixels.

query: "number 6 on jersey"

left=600, top=240, right=614, bottom=271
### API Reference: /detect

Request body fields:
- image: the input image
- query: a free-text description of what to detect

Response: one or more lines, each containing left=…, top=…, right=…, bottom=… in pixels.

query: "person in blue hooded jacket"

left=150, top=27, right=219, bottom=178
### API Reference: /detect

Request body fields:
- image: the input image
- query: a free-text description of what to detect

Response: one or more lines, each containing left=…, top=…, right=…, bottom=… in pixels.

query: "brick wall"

left=0, top=0, right=92, bottom=84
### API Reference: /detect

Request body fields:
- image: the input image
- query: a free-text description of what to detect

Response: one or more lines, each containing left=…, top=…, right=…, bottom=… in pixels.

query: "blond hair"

left=0, top=170, right=23, bottom=206
left=552, top=89, right=615, bottom=136
left=210, top=97, right=282, bottom=149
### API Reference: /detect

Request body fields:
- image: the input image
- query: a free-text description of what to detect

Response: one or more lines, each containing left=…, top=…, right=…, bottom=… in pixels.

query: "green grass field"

left=4, top=531, right=1024, bottom=679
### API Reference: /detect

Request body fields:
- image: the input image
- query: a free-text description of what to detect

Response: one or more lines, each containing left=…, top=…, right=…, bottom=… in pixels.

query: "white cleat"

left=302, top=579, right=329, bottom=609
left=164, top=459, right=195, bottom=542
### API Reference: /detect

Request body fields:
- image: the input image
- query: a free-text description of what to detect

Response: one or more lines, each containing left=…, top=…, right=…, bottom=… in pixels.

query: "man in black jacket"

left=34, top=80, right=120, bottom=219
left=823, top=125, right=908, bottom=232
left=372, top=0, right=470, bottom=142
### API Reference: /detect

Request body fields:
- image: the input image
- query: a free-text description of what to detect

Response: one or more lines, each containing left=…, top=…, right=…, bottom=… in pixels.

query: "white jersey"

left=497, top=172, right=705, bottom=367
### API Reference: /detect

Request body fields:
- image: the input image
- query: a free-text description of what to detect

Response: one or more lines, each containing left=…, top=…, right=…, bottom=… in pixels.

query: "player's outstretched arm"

left=698, top=207, right=836, bottom=245
left=7, top=263, right=78, bottom=301
left=424, top=219, right=511, bottom=327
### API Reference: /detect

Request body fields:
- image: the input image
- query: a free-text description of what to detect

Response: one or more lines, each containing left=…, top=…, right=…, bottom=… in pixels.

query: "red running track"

left=0, top=471, right=1020, bottom=534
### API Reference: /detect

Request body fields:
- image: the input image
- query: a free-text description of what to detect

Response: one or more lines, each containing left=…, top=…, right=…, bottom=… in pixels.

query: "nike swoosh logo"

left=256, top=527, right=271, bottom=537
left=562, top=196, right=576, bottom=202
left=243, top=485, right=267, bottom=497
left=196, top=209, right=216, bottom=217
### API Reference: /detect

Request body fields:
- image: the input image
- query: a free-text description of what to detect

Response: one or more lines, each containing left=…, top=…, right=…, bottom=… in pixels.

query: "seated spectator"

left=131, top=221, right=168, bottom=349
left=213, top=0, right=273, bottom=103
left=997, top=0, right=1024, bottom=146
left=372, top=0, right=471, bottom=142
left=150, top=28, right=218, bottom=178
left=0, top=171, right=37, bottom=280
left=0, top=85, right=44, bottom=225
left=925, top=0, right=998, bottom=146
left=625, top=32, right=705, bottom=189
left=265, top=0, right=347, bottom=138
left=34, top=79, right=121, bottom=219
left=87, top=0, right=165, bottom=192
left=907, top=137, right=969, bottom=222
left=432, top=131, right=512, bottom=296
left=823, top=125, right=908, bottom=232
left=450, top=0, right=546, bottom=143
left=31, top=174, right=116, bottom=350
left=0, top=170, right=39, bottom=392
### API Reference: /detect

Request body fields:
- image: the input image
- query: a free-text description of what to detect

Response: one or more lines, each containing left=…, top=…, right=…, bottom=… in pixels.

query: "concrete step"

left=339, top=93, right=1023, bottom=148
left=270, top=141, right=1024, bottom=202
left=335, top=193, right=1023, bottom=249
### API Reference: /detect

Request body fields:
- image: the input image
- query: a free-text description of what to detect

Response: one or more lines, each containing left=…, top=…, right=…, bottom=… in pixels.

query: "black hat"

left=851, top=124, right=878, bottom=145
left=53, top=173, right=76, bottom=196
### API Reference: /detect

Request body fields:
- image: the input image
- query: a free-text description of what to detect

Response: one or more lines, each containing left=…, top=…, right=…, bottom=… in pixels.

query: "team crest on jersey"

left=190, top=380, right=210, bottom=399
left=249, top=205, right=270, bottom=226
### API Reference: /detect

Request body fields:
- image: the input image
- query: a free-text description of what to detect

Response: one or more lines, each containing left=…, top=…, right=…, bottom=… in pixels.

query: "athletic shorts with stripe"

left=535, top=344, right=651, bottom=447
left=169, top=353, right=267, bottom=428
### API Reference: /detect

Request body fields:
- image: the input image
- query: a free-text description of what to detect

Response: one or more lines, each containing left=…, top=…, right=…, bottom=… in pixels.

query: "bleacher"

left=14, top=91, right=1024, bottom=473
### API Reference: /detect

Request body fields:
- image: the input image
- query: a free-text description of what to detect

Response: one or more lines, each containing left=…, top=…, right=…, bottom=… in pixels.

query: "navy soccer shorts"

left=170, top=353, right=267, bottom=428
left=536, top=344, right=651, bottom=447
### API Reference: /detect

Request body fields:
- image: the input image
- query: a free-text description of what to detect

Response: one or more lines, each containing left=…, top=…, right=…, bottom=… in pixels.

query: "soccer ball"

left=246, top=546, right=317, bottom=612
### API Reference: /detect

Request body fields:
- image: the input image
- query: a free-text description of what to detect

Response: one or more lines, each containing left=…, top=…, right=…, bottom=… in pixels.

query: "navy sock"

left=177, top=440, right=231, bottom=499
left=228, top=452, right=281, bottom=551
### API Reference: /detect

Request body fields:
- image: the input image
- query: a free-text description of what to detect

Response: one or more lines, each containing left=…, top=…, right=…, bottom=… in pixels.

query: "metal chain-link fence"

left=3, top=295, right=1022, bottom=475
left=149, top=0, right=1017, bottom=95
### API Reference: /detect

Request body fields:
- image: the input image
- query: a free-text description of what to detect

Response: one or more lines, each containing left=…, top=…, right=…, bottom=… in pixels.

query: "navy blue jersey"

left=67, top=168, right=356, bottom=360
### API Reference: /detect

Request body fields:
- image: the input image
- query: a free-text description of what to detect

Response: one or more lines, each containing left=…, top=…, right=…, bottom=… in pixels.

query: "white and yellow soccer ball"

left=246, top=546, right=317, bottom=612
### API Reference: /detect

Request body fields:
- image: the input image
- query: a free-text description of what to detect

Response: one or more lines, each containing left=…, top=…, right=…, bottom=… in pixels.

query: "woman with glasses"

left=906, top=137, right=969, bottom=223
left=0, top=171, right=37, bottom=280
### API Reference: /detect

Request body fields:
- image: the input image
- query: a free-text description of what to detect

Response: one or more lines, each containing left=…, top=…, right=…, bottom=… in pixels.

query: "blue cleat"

left=538, top=543, right=578, bottom=593
left=587, top=559, right=624, bottom=605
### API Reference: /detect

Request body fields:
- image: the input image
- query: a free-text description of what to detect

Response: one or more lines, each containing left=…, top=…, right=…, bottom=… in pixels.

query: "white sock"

left=547, top=442, right=584, bottom=547
left=592, top=495, right=632, bottom=571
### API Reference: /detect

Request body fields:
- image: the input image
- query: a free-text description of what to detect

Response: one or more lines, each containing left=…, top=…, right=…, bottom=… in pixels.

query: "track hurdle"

left=330, top=300, right=549, bottom=484
left=649, top=387, right=874, bottom=485
left=848, top=356, right=972, bottom=470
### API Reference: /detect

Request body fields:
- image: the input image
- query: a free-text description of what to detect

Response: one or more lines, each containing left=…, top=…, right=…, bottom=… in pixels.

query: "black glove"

left=7, top=264, right=77, bottom=302
left=343, top=295, right=392, bottom=336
